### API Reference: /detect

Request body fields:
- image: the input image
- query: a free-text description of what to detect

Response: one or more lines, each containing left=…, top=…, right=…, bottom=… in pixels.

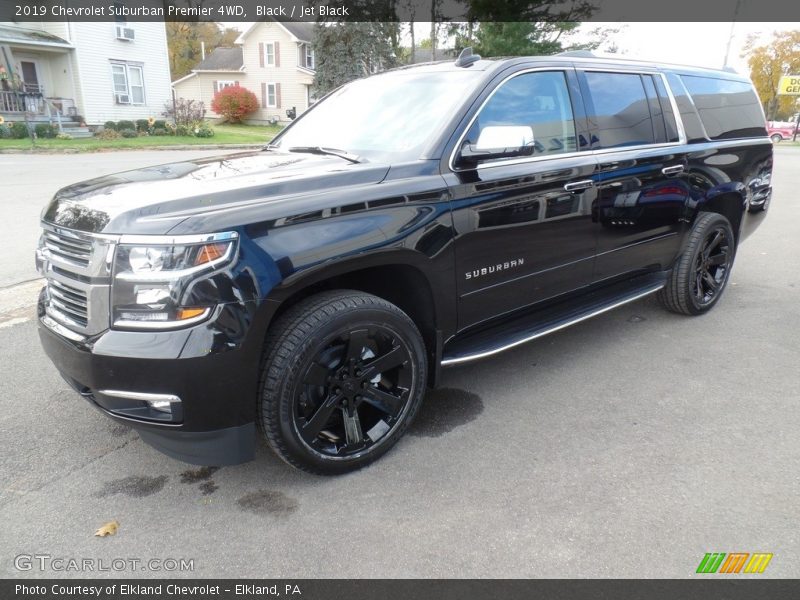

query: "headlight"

left=111, top=232, right=238, bottom=329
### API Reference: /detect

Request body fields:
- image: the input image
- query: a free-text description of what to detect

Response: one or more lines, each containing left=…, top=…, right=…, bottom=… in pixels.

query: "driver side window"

left=467, top=71, right=577, bottom=159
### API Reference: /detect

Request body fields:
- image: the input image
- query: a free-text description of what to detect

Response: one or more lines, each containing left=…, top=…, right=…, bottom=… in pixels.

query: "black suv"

left=36, top=51, right=772, bottom=474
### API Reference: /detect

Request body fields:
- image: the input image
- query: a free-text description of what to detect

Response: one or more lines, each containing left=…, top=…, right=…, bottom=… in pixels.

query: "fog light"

left=148, top=399, right=172, bottom=413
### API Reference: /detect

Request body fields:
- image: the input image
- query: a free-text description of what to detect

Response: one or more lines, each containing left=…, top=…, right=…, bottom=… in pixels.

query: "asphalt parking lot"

left=0, top=147, right=798, bottom=578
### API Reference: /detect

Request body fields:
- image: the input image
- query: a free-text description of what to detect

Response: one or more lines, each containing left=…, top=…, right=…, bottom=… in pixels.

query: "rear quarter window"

left=680, top=75, right=767, bottom=140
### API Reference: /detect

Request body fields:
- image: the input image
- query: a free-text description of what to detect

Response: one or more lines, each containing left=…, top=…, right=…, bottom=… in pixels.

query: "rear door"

left=443, top=66, right=599, bottom=330
left=577, top=68, right=690, bottom=282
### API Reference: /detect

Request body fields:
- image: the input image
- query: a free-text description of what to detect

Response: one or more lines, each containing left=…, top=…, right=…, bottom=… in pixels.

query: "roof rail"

left=455, top=47, right=481, bottom=68
left=557, top=50, right=595, bottom=58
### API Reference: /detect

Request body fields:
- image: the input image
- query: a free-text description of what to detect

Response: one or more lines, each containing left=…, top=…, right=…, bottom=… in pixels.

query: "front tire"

left=658, top=212, right=736, bottom=316
left=259, top=290, right=427, bottom=475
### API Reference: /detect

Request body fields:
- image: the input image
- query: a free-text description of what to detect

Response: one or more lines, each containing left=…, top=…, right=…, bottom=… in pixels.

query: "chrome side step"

left=442, top=277, right=665, bottom=366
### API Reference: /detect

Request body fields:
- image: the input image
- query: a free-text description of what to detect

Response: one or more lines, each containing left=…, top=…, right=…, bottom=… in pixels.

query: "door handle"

left=563, top=180, right=595, bottom=192
left=661, top=165, right=685, bottom=176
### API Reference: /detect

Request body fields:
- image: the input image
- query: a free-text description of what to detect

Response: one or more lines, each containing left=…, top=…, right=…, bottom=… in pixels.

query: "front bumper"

left=37, top=292, right=259, bottom=466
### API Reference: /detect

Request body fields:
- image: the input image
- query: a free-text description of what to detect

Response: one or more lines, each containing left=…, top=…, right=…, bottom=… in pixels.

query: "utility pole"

left=722, top=0, right=743, bottom=69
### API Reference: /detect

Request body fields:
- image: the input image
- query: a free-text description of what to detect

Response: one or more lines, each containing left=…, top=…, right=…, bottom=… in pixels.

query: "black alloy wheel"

left=294, top=325, right=415, bottom=458
left=691, top=225, right=732, bottom=307
left=259, top=290, right=427, bottom=474
left=659, top=212, right=736, bottom=316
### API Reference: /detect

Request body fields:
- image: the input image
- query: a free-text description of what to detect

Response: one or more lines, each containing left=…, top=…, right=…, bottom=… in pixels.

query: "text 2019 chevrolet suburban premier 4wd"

left=36, top=51, right=772, bottom=474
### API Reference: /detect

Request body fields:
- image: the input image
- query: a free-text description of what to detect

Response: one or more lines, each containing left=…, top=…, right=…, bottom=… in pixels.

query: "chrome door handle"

left=661, top=165, right=685, bottom=176
left=563, top=180, right=595, bottom=192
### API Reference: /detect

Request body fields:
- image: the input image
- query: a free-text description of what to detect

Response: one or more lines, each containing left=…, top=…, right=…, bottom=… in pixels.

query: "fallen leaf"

left=94, top=520, right=120, bottom=537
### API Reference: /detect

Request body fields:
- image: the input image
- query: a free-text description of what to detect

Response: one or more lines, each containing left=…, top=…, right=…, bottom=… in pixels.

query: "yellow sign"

left=778, top=75, right=800, bottom=95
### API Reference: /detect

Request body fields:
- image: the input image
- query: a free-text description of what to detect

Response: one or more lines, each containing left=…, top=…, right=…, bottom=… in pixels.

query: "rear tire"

left=770, top=133, right=783, bottom=143
left=658, top=212, right=736, bottom=316
left=258, top=290, right=427, bottom=475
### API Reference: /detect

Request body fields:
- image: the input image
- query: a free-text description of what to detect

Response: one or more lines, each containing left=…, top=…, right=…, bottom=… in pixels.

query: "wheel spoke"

left=300, top=393, right=342, bottom=443
left=304, top=362, right=330, bottom=387
left=342, top=407, right=364, bottom=447
left=362, top=386, right=407, bottom=417
left=707, top=253, right=727, bottom=267
left=702, top=270, right=719, bottom=292
left=361, top=345, right=406, bottom=378
left=694, top=271, right=704, bottom=299
left=705, top=231, right=723, bottom=256
left=345, top=329, right=369, bottom=363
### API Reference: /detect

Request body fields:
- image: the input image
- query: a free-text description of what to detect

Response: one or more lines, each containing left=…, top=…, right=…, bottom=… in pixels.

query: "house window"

left=303, top=44, right=315, bottom=70
left=264, top=42, right=275, bottom=66
left=266, top=83, right=277, bottom=108
left=111, top=62, right=145, bottom=105
left=216, top=80, right=236, bottom=92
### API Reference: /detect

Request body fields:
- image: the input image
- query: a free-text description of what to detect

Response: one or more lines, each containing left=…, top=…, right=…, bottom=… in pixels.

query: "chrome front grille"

left=38, top=224, right=115, bottom=337
left=47, top=279, right=88, bottom=328
left=42, top=229, right=93, bottom=268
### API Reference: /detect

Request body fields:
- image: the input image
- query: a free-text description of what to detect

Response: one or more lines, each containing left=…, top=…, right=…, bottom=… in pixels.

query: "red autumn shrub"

left=211, top=85, right=259, bottom=123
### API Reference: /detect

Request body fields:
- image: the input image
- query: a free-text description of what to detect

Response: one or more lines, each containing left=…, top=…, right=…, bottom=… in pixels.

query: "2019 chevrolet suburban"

left=36, top=50, right=773, bottom=474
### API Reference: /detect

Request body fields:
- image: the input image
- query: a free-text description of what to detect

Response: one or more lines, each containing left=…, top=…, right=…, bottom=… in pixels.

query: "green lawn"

left=0, top=123, right=283, bottom=152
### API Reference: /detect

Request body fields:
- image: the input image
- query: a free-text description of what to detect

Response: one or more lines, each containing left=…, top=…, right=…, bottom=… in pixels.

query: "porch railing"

left=0, top=90, right=46, bottom=114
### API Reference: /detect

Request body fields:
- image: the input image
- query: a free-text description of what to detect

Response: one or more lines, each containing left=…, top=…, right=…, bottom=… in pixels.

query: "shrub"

left=135, top=119, right=150, bottom=133
left=0, top=124, right=11, bottom=139
left=162, top=98, right=206, bottom=128
left=56, top=132, right=73, bottom=140
left=153, top=119, right=166, bottom=130
left=35, top=123, right=56, bottom=139
left=10, top=122, right=29, bottom=139
left=174, top=124, right=190, bottom=136
left=95, top=128, right=121, bottom=140
left=211, top=85, right=259, bottom=123
left=152, top=127, right=167, bottom=136
left=194, top=124, right=215, bottom=138
left=103, top=121, right=117, bottom=131
left=116, top=120, right=135, bottom=131
left=119, top=128, right=137, bottom=138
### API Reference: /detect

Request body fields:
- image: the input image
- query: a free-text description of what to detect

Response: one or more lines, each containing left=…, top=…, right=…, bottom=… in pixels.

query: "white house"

left=0, top=20, right=172, bottom=128
left=172, top=20, right=316, bottom=124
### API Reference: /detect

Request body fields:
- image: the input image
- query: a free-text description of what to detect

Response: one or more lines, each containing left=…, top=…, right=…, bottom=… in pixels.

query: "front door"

left=20, top=60, right=41, bottom=93
left=444, top=68, right=598, bottom=330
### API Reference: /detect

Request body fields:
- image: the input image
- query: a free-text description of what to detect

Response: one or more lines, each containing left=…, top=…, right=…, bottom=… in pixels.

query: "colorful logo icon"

left=696, top=552, right=773, bottom=574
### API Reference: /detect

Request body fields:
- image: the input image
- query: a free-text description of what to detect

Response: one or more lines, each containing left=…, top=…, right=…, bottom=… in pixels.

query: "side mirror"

left=458, top=125, right=535, bottom=167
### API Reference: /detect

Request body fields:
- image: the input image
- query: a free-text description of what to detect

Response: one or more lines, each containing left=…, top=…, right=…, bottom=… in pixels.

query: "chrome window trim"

left=448, top=67, right=688, bottom=174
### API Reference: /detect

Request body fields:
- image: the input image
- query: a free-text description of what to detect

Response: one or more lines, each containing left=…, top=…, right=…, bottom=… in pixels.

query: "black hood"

left=41, top=150, right=391, bottom=235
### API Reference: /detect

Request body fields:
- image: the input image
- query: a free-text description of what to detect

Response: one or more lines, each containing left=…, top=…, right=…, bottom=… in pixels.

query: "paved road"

left=0, top=150, right=237, bottom=288
left=0, top=148, right=798, bottom=578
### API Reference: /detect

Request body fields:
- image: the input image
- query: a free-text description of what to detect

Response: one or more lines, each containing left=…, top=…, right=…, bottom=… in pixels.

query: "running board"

left=442, top=274, right=666, bottom=366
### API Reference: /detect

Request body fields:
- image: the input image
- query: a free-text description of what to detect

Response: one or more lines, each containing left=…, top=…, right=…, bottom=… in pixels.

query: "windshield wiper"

left=287, top=146, right=363, bottom=164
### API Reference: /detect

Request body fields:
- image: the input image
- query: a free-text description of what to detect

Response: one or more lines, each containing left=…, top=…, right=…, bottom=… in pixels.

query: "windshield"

left=271, top=70, right=480, bottom=162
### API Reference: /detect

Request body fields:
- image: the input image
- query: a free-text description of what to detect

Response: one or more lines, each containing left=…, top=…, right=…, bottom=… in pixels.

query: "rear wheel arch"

left=696, top=189, right=746, bottom=243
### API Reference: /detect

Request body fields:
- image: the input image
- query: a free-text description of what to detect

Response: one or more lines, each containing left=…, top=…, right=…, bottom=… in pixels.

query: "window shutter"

left=261, top=82, right=266, bottom=108
left=259, top=43, right=265, bottom=68
left=298, top=44, right=303, bottom=67
left=275, top=41, right=280, bottom=67
left=276, top=82, right=281, bottom=108
left=213, top=80, right=218, bottom=93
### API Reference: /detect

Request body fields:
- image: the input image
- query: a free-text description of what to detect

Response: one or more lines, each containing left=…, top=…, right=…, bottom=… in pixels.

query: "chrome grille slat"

left=48, top=281, right=88, bottom=310
left=44, top=232, right=92, bottom=252
left=40, top=224, right=114, bottom=336
left=49, top=297, right=89, bottom=325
